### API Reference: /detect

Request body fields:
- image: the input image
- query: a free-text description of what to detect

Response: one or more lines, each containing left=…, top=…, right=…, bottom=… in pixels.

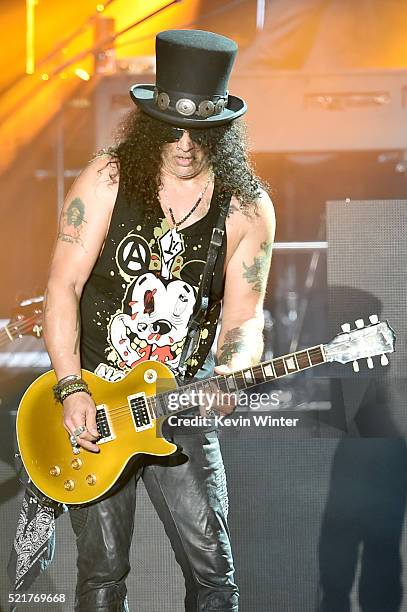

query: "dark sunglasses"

left=162, top=126, right=207, bottom=145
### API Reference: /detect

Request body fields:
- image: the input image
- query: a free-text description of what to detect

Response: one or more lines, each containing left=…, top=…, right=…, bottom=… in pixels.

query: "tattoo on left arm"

left=217, top=327, right=246, bottom=366
left=242, top=241, right=272, bottom=293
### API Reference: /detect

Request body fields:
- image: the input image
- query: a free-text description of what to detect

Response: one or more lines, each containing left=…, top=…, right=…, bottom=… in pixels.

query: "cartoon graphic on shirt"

left=109, top=272, right=195, bottom=368
left=94, top=221, right=210, bottom=380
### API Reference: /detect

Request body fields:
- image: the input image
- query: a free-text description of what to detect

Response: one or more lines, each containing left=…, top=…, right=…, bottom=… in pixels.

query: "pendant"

left=171, top=226, right=180, bottom=241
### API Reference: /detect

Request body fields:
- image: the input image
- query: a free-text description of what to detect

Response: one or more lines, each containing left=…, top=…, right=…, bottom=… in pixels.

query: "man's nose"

left=177, top=131, right=194, bottom=151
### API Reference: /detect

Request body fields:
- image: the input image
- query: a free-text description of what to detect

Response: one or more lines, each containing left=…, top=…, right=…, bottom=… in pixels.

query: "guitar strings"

left=99, top=346, right=324, bottom=418
left=0, top=314, right=43, bottom=345
left=98, top=388, right=197, bottom=421
left=95, top=346, right=325, bottom=423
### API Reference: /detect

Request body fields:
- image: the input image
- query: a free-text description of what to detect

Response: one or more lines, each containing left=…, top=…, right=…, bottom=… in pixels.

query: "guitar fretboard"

left=151, top=344, right=326, bottom=417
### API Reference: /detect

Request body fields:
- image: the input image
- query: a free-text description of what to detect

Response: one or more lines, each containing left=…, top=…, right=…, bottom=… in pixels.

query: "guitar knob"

left=352, top=361, right=360, bottom=373
left=49, top=466, right=61, bottom=477
left=380, top=354, right=389, bottom=366
left=64, top=479, right=75, bottom=491
left=355, top=319, right=365, bottom=329
left=86, top=474, right=97, bottom=486
left=369, top=314, right=379, bottom=324
left=71, top=458, right=83, bottom=470
left=366, top=357, right=374, bottom=369
left=144, top=369, right=157, bottom=383
left=341, top=323, right=351, bottom=333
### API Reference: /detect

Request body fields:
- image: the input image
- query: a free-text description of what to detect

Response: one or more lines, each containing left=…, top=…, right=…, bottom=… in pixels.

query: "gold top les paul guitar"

left=16, top=316, right=395, bottom=505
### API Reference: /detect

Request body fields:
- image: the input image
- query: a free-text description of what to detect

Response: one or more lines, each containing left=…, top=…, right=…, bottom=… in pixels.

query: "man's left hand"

left=199, top=365, right=237, bottom=418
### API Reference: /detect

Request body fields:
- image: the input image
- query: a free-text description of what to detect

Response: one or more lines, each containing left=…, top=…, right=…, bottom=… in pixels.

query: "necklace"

left=161, top=175, right=212, bottom=231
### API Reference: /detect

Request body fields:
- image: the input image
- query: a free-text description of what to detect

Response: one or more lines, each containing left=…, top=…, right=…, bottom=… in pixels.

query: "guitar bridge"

left=95, top=404, right=115, bottom=444
left=128, top=392, right=153, bottom=432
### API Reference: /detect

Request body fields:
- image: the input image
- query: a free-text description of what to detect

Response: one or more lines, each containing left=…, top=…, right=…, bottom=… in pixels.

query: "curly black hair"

left=101, top=107, right=266, bottom=213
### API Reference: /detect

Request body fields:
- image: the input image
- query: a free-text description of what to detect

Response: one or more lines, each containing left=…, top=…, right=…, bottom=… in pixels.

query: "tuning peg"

left=341, top=323, right=351, bottom=333
left=380, top=354, right=389, bottom=366
left=369, top=314, right=379, bottom=324
left=355, top=319, right=365, bottom=329
left=352, top=361, right=360, bottom=372
left=366, top=357, right=374, bottom=369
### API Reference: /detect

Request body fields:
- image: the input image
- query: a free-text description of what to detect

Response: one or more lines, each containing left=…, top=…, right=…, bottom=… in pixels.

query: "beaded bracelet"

left=53, top=377, right=90, bottom=403
left=60, top=382, right=91, bottom=403
left=53, top=374, right=80, bottom=402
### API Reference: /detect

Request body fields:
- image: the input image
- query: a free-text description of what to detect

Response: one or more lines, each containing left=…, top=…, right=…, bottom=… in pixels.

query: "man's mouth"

left=175, top=156, right=194, bottom=166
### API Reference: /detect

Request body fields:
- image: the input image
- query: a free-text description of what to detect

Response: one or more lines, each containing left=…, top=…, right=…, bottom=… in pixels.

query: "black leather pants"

left=69, top=431, right=239, bottom=611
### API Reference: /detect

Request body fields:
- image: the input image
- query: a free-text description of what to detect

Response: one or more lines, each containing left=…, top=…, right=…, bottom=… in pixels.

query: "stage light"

left=74, top=68, right=91, bottom=81
left=26, top=0, right=39, bottom=74
left=96, top=3, right=105, bottom=11
left=41, top=73, right=49, bottom=81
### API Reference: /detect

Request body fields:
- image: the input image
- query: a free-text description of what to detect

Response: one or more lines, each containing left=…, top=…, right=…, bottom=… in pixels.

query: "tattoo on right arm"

left=58, top=197, right=87, bottom=250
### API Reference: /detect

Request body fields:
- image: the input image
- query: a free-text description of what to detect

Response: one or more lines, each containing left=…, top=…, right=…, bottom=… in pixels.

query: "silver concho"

left=175, top=98, right=196, bottom=116
left=215, top=98, right=226, bottom=114
left=198, top=100, right=215, bottom=118
left=157, top=92, right=170, bottom=110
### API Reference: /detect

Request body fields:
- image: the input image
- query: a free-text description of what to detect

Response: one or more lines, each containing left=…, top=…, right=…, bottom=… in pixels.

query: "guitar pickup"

left=95, top=404, right=115, bottom=443
left=128, top=392, right=153, bottom=432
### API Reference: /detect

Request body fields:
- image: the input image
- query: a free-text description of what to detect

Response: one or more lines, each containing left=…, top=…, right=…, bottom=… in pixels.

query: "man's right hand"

left=62, top=392, right=100, bottom=452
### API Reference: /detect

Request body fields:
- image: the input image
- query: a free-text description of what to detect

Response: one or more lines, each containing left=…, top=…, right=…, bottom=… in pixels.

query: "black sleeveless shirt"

left=79, top=178, right=227, bottom=381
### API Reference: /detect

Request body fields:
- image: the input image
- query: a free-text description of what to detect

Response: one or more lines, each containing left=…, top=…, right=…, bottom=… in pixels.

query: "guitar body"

left=16, top=318, right=396, bottom=505
left=17, top=361, right=178, bottom=505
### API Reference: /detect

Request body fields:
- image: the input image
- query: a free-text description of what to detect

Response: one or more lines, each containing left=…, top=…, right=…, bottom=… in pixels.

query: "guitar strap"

left=177, top=191, right=231, bottom=381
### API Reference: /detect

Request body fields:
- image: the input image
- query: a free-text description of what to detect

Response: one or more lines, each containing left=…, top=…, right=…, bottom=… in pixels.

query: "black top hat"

left=130, top=29, right=247, bottom=128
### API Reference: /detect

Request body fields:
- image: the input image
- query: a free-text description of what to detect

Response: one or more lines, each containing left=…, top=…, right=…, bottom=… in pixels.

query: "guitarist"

left=43, top=31, right=275, bottom=611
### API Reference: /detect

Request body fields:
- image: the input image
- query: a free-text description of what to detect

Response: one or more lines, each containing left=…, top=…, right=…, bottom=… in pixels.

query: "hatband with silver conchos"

left=153, top=87, right=229, bottom=119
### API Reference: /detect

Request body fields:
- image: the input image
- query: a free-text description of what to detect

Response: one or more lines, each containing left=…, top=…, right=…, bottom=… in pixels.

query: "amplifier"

left=230, top=69, right=407, bottom=152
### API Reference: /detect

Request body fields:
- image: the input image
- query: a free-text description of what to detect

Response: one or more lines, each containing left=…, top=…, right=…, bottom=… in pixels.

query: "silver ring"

left=69, top=434, right=79, bottom=447
left=73, top=425, right=87, bottom=437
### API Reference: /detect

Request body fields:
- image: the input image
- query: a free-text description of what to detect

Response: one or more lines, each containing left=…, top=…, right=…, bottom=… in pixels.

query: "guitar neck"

left=155, top=344, right=326, bottom=417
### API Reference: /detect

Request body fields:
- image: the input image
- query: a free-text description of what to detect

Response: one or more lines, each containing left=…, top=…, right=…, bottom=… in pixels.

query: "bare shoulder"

left=253, top=188, right=275, bottom=227
left=256, top=188, right=275, bottom=213
left=75, top=153, right=119, bottom=205
left=55, top=154, right=120, bottom=259
left=228, top=189, right=275, bottom=239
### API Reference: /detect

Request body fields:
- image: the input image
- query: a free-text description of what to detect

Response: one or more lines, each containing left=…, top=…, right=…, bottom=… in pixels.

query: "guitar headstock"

left=8, top=296, right=44, bottom=339
left=324, top=315, right=396, bottom=371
